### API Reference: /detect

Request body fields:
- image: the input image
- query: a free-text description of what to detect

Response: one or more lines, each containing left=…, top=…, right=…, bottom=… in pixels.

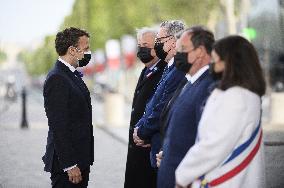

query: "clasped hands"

left=133, top=127, right=150, bottom=147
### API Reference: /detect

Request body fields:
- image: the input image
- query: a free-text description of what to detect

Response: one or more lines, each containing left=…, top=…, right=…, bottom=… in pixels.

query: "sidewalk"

left=0, top=88, right=129, bottom=188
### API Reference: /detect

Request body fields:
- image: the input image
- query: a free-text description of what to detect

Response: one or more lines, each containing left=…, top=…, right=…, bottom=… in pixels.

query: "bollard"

left=20, top=87, right=28, bottom=129
left=104, top=92, right=124, bottom=127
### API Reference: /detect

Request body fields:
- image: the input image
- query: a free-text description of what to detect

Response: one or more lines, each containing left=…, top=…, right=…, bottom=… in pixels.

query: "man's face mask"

left=154, top=36, right=172, bottom=60
left=78, top=51, right=92, bottom=67
left=137, top=47, right=154, bottom=63
left=209, top=62, right=223, bottom=80
left=154, top=42, right=167, bottom=60
left=174, top=52, right=192, bottom=73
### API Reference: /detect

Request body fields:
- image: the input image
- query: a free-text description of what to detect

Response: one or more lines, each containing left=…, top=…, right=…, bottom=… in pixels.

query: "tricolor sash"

left=199, top=122, right=262, bottom=188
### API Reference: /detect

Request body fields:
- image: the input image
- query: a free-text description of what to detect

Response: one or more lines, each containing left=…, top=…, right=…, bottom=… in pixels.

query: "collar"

left=185, top=74, right=192, bottom=82
left=167, top=57, right=174, bottom=68
left=58, top=57, right=76, bottom=72
left=149, top=59, right=159, bottom=70
left=189, top=65, right=209, bottom=84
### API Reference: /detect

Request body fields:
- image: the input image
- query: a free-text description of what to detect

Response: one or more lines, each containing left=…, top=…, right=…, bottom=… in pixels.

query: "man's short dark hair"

left=55, top=27, right=90, bottom=56
left=185, top=26, right=215, bottom=54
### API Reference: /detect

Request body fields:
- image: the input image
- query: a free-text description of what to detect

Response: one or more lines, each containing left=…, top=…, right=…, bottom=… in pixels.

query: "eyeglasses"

left=72, top=46, right=89, bottom=53
left=177, top=47, right=195, bottom=54
left=75, top=47, right=83, bottom=52
left=155, top=35, right=173, bottom=43
left=187, top=48, right=196, bottom=54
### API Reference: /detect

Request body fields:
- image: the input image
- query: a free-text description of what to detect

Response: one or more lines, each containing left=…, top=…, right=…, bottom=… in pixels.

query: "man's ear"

left=196, top=46, right=206, bottom=58
left=171, top=40, right=176, bottom=48
left=68, top=46, right=75, bottom=56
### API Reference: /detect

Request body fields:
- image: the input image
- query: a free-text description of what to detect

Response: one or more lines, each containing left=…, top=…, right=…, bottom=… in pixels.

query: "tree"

left=19, top=35, right=56, bottom=75
left=0, top=50, right=7, bottom=64
left=20, top=0, right=220, bottom=75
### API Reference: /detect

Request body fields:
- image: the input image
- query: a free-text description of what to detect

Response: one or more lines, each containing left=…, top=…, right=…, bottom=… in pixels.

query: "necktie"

left=74, top=70, right=83, bottom=78
left=74, top=70, right=88, bottom=93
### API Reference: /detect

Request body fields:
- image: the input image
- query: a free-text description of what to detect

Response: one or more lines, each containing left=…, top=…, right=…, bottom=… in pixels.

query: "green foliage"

left=0, top=50, right=7, bottom=63
left=19, top=35, right=57, bottom=75
left=21, top=0, right=219, bottom=75
left=62, top=0, right=219, bottom=50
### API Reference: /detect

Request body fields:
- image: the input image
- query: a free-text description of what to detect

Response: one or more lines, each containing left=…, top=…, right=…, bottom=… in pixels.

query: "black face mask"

left=174, top=52, right=192, bottom=73
left=209, top=63, right=223, bottom=80
left=154, top=42, right=168, bottom=60
left=78, top=52, right=92, bottom=67
left=137, top=47, right=154, bottom=63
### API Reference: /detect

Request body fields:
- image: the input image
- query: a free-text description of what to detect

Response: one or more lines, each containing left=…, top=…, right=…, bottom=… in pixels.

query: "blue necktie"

left=74, top=70, right=83, bottom=78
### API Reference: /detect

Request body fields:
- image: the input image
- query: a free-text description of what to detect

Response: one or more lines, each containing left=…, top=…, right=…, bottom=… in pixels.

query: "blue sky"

left=0, top=0, right=75, bottom=45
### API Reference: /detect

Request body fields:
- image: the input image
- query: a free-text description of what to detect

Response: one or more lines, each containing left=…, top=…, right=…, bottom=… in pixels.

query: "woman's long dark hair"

left=213, top=35, right=266, bottom=96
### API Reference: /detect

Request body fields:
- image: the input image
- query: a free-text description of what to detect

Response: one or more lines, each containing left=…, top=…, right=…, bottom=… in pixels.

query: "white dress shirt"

left=180, top=65, right=209, bottom=94
left=58, top=57, right=76, bottom=72
left=189, top=65, right=209, bottom=84
left=175, top=86, right=266, bottom=188
left=168, top=57, right=174, bottom=68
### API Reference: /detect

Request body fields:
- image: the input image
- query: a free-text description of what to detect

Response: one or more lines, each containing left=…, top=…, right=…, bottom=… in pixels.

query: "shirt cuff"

left=63, top=164, right=77, bottom=172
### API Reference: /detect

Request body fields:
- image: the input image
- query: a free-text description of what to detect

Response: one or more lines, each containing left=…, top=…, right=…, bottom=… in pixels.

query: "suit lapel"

left=56, top=61, right=91, bottom=107
left=164, top=77, right=187, bottom=113
left=136, top=60, right=163, bottom=90
left=135, top=67, right=147, bottom=90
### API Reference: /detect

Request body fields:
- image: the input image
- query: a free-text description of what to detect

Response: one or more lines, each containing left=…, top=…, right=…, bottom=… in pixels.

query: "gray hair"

left=160, top=20, right=186, bottom=36
left=136, top=27, right=157, bottom=39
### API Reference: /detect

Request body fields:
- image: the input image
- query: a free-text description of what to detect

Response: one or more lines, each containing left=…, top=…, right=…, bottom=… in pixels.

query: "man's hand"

left=67, top=166, right=82, bottom=184
left=156, top=150, right=163, bottom=168
left=133, top=127, right=145, bottom=146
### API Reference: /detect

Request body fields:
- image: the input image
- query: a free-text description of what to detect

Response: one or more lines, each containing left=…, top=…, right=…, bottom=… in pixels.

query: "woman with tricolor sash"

left=175, top=35, right=266, bottom=188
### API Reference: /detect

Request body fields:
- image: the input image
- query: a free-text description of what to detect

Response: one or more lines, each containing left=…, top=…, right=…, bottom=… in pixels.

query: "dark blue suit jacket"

left=136, top=64, right=186, bottom=167
left=157, top=70, right=215, bottom=188
left=42, top=60, right=94, bottom=172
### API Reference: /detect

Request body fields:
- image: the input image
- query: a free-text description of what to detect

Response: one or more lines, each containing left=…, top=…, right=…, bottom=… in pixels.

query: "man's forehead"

left=157, top=28, right=167, bottom=37
left=142, top=32, right=155, bottom=39
left=176, top=33, right=192, bottom=51
left=77, top=36, right=90, bottom=49
left=181, top=32, right=190, bottom=43
left=78, top=36, right=89, bottom=44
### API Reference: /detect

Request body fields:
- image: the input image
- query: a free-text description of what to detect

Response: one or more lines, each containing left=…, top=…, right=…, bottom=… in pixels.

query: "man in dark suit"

left=133, top=20, right=186, bottom=169
left=124, top=27, right=166, bottom=188
left=156, top=26, right=216, bottom=188
left=42, top=27, right=94, bottom=188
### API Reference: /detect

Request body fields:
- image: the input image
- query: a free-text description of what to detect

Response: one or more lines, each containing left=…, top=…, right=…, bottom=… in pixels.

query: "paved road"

left=0, top=126, right=128, bottom=188
left=0, top=87, right=128, bottom=188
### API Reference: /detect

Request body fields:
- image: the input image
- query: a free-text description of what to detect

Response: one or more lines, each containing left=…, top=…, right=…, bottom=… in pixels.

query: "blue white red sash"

left=199, top=123, right=262, bottom=188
